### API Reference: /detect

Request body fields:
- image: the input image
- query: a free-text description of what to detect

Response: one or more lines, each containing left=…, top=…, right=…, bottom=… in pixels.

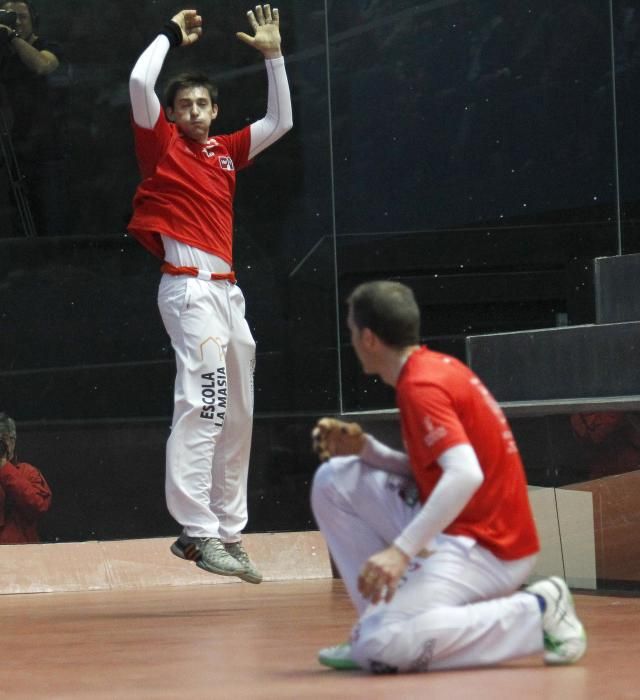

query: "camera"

left=0, top=9, right=17, bottom=50
left=0, top=10, right=16, bottom=29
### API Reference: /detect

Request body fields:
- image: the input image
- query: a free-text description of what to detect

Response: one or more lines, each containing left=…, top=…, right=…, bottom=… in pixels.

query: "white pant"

left=158, top=274, right=255, bottom=541
left=311, top=456, right=544, bottom=672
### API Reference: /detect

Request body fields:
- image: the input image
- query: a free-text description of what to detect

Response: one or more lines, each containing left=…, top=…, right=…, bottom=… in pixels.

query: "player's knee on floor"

left=351, top=609, right=446, bottom=674
left=351, top=617, right=414, bottom=674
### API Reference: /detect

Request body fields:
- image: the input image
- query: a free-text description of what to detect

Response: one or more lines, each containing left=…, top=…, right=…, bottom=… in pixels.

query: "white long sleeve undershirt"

left=393, top=444, right=485, bottom=558
left=129, top=35, right=292, bottom=158
left=130, top=34, right=168, bottom=129
left=360, top=434, right=411, bottom=476
left=248, top=56, right=292, bottom=159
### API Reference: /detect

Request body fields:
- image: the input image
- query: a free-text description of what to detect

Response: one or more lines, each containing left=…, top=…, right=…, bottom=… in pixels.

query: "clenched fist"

left=311, top=418, right=365, bottom=462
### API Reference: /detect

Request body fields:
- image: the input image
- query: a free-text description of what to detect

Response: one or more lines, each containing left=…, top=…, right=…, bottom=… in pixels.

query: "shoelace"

left=225, top=543, right=249, bottom=565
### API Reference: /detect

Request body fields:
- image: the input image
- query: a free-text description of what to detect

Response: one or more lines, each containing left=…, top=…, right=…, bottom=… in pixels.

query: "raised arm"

left=129, top=9, right=203, bottom=129
left=237, top=5, right=293, bottom=159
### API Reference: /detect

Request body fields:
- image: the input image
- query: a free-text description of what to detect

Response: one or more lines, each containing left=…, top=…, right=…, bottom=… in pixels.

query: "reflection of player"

left=311, top=281, right=586, bottom=673
left=571, top=411, right=640, bottom=479
left=0, top=413, right=51, bottom=543
left=0, top=1, right=65, bottom=237
left=128, top=7, right=292, bottom=582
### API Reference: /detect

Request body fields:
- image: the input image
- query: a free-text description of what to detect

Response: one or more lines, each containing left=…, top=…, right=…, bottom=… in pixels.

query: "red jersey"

left=396, top=347, right=539, bottom=560
left=128, top=110, right=252, bottom=263
left=0, top=461, right=52, bottom=544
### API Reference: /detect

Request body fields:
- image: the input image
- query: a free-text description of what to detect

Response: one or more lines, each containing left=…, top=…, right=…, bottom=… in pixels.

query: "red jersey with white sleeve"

left=0, top=461, right=52, bottom=544
left=128, top=110, right=252, bottom=263
left=396, top=346, right=539, bottom=560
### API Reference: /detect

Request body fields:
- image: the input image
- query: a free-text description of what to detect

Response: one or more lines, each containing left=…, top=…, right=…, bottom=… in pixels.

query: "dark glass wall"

left=335, top=0, right=627, bottom=411
left=1, top=1, right=639, bottom=544
left=615, top=0, right=640, bottom=250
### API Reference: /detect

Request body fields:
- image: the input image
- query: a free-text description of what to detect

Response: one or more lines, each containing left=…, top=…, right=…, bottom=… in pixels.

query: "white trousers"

left=158, top=274, right=255, bottom=541
left=311, top=456, right=544, bottom=672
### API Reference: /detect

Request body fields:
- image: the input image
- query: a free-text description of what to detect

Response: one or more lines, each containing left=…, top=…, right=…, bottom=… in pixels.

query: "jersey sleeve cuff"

left=393, top=534, right=425, bottom=560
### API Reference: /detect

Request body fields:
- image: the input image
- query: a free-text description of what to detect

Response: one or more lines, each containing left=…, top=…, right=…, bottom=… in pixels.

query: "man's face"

left=2, top=2, right=33, bottom=39
left=0, top=432, right=15, bottom=461
left=167, top=86, right=218, bottom=144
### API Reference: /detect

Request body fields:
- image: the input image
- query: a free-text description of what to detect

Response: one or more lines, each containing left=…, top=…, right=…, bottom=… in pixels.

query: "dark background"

left=1, top=0, right=640, bottom=542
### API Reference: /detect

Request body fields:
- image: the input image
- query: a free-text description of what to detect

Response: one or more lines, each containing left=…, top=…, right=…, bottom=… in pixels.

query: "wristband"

left=160, top=20, right=182, bottom=48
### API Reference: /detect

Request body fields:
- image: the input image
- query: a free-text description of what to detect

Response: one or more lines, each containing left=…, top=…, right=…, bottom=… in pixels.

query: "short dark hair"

left=347, top=281, right=420, bottom=348
left=164, top=72, right=218, bottom=109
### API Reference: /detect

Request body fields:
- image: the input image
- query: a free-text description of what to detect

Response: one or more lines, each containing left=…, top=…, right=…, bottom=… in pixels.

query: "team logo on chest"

left=218, top=155, right=235, bottom=171
left=200, top=139, right=235, bottom=170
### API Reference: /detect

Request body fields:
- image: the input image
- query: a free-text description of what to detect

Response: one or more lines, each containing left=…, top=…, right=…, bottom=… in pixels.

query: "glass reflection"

left=512, top=409, right=640, bottom=590
left=614, top=0, right=640, bottom=253
left=0, top=0, right=67, bottom=238
left=330, top=0, right=615, bottom=233
left=0, top=411, right=51, bottom=543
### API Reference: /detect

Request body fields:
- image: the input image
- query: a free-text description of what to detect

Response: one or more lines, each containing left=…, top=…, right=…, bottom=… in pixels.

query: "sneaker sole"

left=236, top=570, right=263, bottom=584
left=318, top=656, right=360, bottom=671
left=195, top=559, right=246, bottom=577
left=544, top=627, right=588, bottom=665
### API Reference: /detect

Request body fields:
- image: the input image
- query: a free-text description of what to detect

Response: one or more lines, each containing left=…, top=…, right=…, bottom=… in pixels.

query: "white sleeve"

left=393, top=444, right=484, bottom=558
left=129, top=35, right=170, bottom=129
left=359, top=434, right=411, bottom=476
left=248, top=56, right=293, bottom=160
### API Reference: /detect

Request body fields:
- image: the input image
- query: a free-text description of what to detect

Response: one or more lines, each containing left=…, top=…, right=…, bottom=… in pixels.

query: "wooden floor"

left=0, top=579, right=637, bottom=699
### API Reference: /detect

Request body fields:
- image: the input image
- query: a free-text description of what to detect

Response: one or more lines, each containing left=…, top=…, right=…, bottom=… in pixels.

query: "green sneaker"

left=224, top=541, right=263, bottom=584
left=170, top=533, right=246, bottom=578
left=526, top=576, right=587, bottom=665
left=318, top=642, right=360, bottom=670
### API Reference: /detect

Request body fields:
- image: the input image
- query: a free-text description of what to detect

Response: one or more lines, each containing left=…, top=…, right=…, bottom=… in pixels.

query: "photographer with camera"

left=0, top=413, right=51, bottom=544
left=0, top=0, right=65, bottom=237
left=0, top=2, right=57, bottom=73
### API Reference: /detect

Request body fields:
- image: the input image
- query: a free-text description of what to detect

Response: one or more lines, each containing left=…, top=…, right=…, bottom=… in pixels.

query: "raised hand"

left=170, top=9, right=203, bottom=47
left=236, top=5, right=282, bottom=59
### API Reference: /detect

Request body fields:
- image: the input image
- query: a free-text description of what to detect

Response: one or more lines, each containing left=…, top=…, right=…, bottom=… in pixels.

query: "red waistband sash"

left=161, top=262, right=236, bottom=284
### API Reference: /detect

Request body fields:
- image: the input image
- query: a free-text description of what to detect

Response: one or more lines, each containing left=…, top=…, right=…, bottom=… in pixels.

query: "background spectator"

left=0, top=412, right=51, bottom=543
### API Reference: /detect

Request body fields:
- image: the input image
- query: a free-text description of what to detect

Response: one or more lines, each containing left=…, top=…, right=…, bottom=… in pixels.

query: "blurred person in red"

left=0, top=412, right=51, bottom=543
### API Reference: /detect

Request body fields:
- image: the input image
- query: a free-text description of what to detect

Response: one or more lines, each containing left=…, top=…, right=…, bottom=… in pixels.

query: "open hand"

left=236, top=5, right=282, bottom=59
left=170, top=9, right=203, bottom=46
